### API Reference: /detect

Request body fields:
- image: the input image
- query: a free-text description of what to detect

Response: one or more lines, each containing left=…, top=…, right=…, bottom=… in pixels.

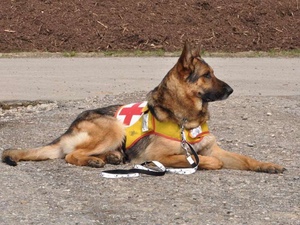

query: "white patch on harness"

left=189, top=126, right=202, bottom=138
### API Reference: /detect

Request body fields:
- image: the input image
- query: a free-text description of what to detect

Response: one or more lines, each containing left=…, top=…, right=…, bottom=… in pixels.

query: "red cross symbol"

left=118, top=102, right=145, bottom=126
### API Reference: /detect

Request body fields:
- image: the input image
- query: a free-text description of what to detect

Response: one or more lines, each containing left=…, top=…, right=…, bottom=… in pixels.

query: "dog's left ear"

left=177, top=42, right=201, bottom=73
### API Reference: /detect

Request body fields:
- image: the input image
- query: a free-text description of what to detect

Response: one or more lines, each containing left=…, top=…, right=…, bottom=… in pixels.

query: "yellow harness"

left=115, top=102, right=209, bottom=149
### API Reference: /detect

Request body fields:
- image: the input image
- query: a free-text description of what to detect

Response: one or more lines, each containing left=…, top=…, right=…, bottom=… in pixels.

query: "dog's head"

left=148, top=42, right=233, bottom=127
left=177, top=42, right=233, bottom=103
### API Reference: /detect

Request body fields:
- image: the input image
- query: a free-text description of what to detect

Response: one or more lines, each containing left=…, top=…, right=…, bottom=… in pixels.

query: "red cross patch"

left=116, top=102, right=147, bottom=126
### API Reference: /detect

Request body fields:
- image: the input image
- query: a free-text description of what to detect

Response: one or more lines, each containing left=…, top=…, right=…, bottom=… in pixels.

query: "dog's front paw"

left=256, top=163, right=286, bottom=174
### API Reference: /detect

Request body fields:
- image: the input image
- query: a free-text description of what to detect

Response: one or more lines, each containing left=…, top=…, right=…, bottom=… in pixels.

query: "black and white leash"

left=101, top=125, right=199, bottom=178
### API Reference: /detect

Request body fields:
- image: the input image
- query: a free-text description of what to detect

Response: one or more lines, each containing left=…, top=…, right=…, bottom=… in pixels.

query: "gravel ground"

left=0, top=92, right=299, bottom=225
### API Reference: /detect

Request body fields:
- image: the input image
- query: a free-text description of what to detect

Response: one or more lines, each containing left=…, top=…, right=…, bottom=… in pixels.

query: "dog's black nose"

left=221, top=84, right=233, bottom=100
left=226, top=86, right=234, bottom=96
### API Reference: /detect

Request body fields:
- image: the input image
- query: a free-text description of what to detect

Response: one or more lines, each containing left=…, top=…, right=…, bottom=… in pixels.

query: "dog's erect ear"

left=177, top=42, right=200, bottom=73
left=178, top=42, right=192, bottom=71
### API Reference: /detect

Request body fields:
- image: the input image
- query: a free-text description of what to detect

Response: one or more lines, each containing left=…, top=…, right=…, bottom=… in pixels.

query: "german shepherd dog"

left=2, top=43, right=285, bottom=174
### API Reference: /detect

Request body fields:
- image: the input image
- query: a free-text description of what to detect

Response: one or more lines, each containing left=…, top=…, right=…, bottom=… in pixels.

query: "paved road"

left=0, top=57, right=299, bottom=225
left=0, top=57, right=299, bottom=101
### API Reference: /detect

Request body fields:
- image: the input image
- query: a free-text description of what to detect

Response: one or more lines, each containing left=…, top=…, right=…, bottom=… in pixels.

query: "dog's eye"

left=203, top=73, right=211, bottom=79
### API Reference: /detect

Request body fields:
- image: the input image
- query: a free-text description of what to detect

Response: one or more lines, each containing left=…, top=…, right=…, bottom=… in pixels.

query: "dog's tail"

left=2, top=144, right=63, bottom=166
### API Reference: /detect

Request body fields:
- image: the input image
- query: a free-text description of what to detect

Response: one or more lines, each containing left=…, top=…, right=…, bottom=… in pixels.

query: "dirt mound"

left=0, top=0, right=299, bottom=52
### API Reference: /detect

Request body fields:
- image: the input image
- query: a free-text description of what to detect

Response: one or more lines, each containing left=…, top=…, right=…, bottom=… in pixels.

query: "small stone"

left=241, top=114, right=248, bottom=120
left=244, top=179, right=251, bottom=184
left=266, top=112, right=272, bottom=116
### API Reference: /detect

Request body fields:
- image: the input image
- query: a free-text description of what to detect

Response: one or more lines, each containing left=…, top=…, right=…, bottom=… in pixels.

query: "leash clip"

left=180, top=123, right=199, bottom=168
left=180, top=124, right=189, bottom=155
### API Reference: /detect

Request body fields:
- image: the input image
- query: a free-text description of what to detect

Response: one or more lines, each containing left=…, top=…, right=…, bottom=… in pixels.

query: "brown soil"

left=1, top=0, right=299, bottom=53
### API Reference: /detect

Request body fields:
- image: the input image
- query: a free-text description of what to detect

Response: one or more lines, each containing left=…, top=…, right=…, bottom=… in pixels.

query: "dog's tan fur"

left=2, top=43, right=285, bottom=173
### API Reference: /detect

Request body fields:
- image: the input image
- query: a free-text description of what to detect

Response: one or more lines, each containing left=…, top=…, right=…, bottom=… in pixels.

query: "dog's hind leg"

left=64, top=148, right=123, bottom=168
left=2, top=144, right=64, bottom=166
left=63, top=117, right=125, bottom=167
left=2, top=115, right=125, bottom=167
left=63, top=132, right=124, bottom=168
left=65, top=150, right=106, bottom=167
left=1, top=129, right=90, bottom=166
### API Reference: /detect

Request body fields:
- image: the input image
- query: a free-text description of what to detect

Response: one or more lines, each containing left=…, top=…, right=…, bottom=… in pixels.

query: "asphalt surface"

left=0, top=57, right=299, bottom=225
left=0, top=57, right=299, bottom=101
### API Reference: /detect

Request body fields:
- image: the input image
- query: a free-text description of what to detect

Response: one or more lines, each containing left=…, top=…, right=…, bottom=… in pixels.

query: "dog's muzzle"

left=202, top=83, right=233, bottom=102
